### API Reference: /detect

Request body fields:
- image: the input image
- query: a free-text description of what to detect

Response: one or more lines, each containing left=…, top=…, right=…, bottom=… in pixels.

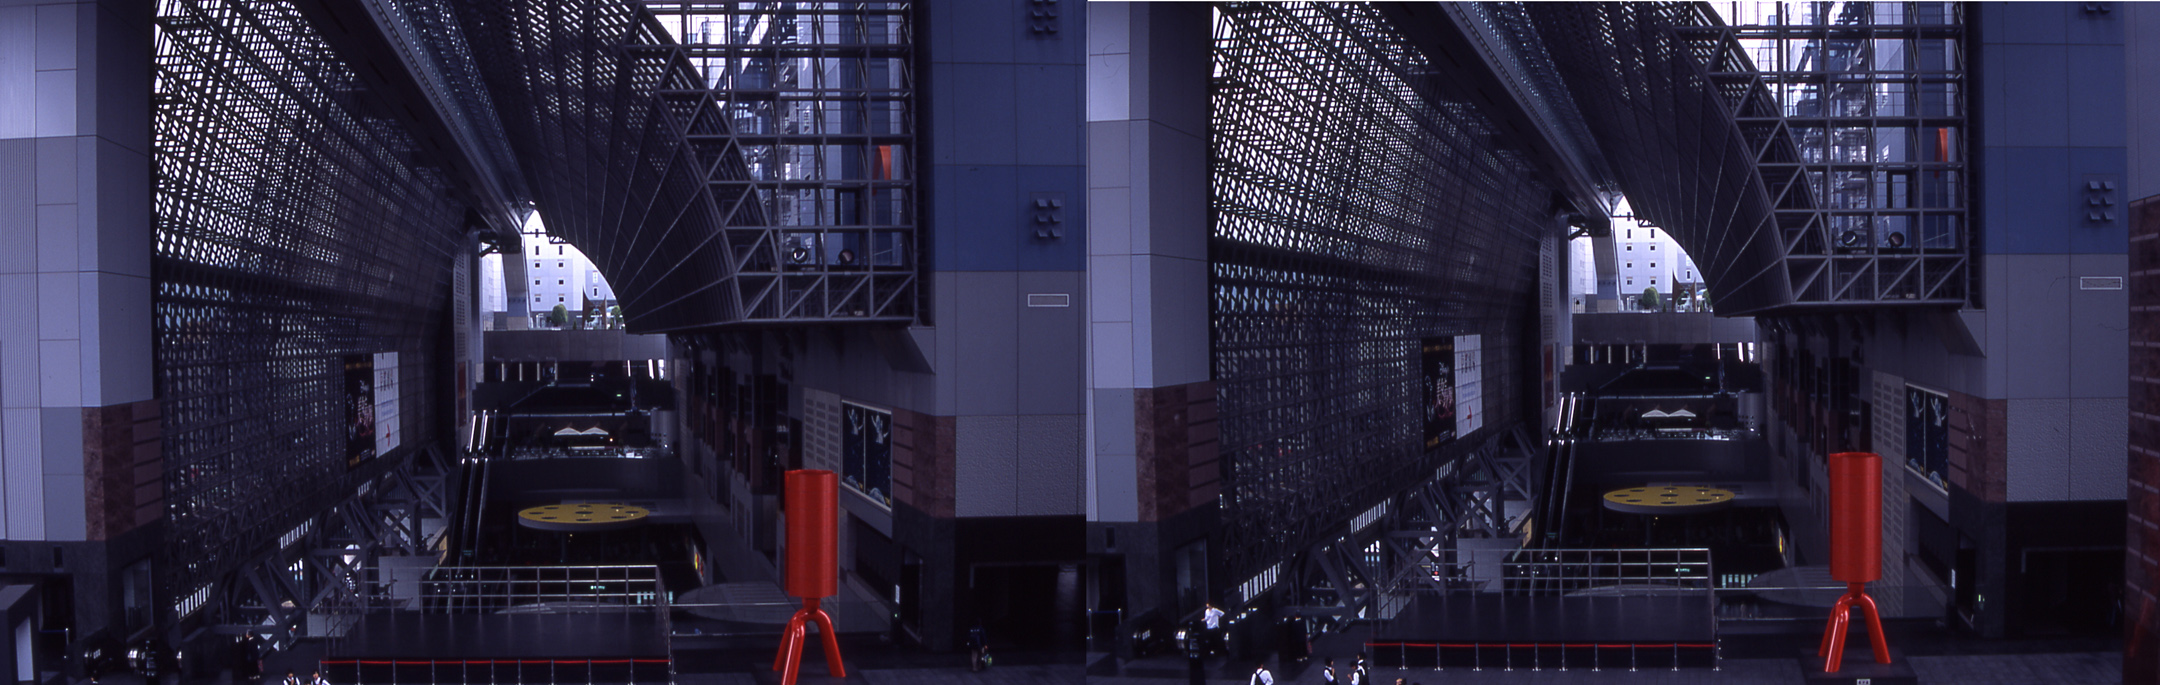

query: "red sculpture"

left=774, top=470, right=845, bottom=685
left=1820, top=452, right=1892, bottom=672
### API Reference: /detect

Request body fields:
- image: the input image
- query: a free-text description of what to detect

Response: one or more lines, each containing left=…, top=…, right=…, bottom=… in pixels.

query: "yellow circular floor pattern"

left=1602, top=486, right=1735, bottom=515
left=517, top=502, right=650, bottom=532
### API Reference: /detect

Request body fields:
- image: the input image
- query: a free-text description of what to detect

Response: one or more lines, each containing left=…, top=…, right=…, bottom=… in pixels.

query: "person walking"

left=1201, top=603, right=1226, bottom=655
left=1250, top=663, right=1273, bottom=685
left=1350, top=652, right=1368, bottom=685
left=967, top=623, right=990, bottom=672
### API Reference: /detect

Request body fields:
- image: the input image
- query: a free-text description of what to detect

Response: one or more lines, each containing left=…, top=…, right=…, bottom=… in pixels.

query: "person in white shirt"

left=1321, top=657, right=1338, bottom=684
left=1249, top=664, right=1273, bottom=685
left=1201, top=603, right=1226, bottom=654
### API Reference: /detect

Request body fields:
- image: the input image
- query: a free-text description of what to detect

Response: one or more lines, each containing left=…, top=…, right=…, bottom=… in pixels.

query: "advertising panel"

left=842, top=401, right=893, bottom=508
left=1422, top=337, right=1455, bottom=449
left=345, top=355, right=375, bottom=468
left=1905, top=385, right=1948, bottom=491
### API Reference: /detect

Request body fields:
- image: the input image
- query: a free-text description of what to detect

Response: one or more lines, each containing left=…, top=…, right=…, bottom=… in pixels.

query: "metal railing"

left=1391, top=546, right=1714, bottom=596
left=1376, top=547, right=1721, bottom=671
left=330, top=564, right=667, bottom=614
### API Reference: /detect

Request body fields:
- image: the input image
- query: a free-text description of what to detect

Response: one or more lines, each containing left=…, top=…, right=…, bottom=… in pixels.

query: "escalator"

left=1513, top=394, right=1585, bottom=594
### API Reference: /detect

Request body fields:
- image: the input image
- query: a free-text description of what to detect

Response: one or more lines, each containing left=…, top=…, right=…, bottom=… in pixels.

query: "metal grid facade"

left=1517, top=2, right=1967, bottom=314
left=1703, top=1, right=1969, bottom=307
left=445, top=0, right=916, bottom=330
left=1210, top=3, right=1548, bottom=583
left=153, top=0, right=460, bottom=608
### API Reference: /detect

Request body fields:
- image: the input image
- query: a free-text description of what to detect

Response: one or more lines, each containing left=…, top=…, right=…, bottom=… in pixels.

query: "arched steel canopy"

left=416, top=0, right=918, bottom=331
left=1512, top=2, right=1968, bottom=315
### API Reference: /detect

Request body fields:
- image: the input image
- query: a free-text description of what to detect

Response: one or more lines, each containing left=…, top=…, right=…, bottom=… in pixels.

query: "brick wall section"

left=2127, top=195, right=2159, bottom=683
left=1134, top=381, right=1219, bottom=522
left=891, top=408, right=954, bottom=518
left=83, top=400, right=161, bottom=540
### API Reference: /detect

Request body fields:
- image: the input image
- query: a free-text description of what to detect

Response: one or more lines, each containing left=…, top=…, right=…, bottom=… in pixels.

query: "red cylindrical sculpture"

left=1819, top=452, right=1891, bottom=672
left=774, top=470, right=844, bottom=685
left=1828, top=452, right=1882, bottom=583
left=784, top=469, right=839, bottom=599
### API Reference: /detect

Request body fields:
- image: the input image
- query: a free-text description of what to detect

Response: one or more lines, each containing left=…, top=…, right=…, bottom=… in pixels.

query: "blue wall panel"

left=1978, top=2, right=2126, bottom=256
left=1993, top=146, right=2070, bottom=254
left=926, top=0, right=1088, bottom=272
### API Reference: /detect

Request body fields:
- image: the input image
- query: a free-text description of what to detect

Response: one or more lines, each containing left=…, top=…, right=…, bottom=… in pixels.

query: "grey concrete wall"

left=1084, top=2, right=1209, bottom=523
left=1974, top=2, right=2128, bottom=502
left=1571, top=312, right=1758, bottom=345
left=2129, top=3, right=2160, bottom=201
left=0, top=1, right=152, bottom=541
left=920, top=0, right=1090, bottom=519
left=482, top=329, right=669, bottom=362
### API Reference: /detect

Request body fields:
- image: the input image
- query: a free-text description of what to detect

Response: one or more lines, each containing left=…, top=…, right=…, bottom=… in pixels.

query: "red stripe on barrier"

left=1377, top=641, right=1716, bottom=650
left=320, top=658, right=671, bottom=666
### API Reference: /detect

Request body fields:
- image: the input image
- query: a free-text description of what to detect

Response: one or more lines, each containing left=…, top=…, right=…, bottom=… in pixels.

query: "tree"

left=1640, top=286, right=1662, bottom=311
left=548, top=304, right=569, bottom=327
left=608, top=305, right=621, bottom=328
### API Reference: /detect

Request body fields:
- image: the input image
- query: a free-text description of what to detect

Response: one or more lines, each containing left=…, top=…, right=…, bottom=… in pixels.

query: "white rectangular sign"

left=1454, top=335, right=1482, bottom=436
left=374, top=352, right=401, bottom=454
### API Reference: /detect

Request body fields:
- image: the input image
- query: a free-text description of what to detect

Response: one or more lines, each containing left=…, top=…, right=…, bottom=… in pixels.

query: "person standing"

left=1250, top=663, right=1273, bottom=685
left=1351, top=652, right=1368, bottom=685
left=1321, top=657, right=1338, bottom=684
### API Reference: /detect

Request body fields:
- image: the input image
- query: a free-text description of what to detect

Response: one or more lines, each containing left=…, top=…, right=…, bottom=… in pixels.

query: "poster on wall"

left=1455, top=334, right=1483, bottom=436
left=374, top=352, right=401, bottom=456
left=1422, top=337, right=1456, bottom=449
left=1905, top=385, right=1948, bottom=491
left=842, top=401, right=893, bottom=508
left=345, top=355, right=375, bottom=468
